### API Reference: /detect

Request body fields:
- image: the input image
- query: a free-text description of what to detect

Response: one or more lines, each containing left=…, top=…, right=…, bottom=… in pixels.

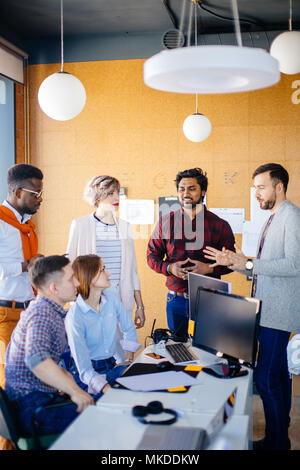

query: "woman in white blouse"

left=66, top=175, right=145, bottom=362
left=65, top=254, right=141, bottom=398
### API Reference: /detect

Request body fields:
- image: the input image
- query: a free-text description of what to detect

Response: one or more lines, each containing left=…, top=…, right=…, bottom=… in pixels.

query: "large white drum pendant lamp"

left=144, top=0, right=280, bottom=94
left=144, top=45, right=279, bottom=94
left=38, top=0, right=86, bottom=121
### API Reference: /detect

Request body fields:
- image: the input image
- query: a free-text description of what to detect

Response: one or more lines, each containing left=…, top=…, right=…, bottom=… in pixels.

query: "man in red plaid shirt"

left=147, top=168, right=235, bottom=340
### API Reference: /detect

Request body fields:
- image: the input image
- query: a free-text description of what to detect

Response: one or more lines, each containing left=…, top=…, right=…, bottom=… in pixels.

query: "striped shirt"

left=5, top=295, right=67, bottom=401
left=94, top=215, right=122, bottom=288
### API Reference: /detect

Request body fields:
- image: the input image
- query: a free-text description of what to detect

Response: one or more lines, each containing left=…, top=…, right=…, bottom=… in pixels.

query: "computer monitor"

left=192, top=287, right=261, bottom=371
left=188, top=273, right=232, bottom=321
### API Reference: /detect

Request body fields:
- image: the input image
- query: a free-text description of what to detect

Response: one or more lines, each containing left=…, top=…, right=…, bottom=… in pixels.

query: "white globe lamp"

left=38, top=71, right=86, bottom=121
left=270, top=31, right=300, bottom=75
left=38, top=0, right=86, bottom=121
left=183, top=112, right=212, bottom=142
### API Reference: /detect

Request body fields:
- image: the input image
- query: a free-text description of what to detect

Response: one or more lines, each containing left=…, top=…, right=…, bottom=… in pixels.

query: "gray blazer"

left=250, top=200, right=300, bottom=333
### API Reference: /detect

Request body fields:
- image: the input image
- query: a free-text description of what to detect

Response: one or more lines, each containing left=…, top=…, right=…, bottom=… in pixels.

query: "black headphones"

left=152, top=328, right=171, bottom=344
left=147, top=319, right=172, bottom=345
left=132, top=401, right=178, bottom=425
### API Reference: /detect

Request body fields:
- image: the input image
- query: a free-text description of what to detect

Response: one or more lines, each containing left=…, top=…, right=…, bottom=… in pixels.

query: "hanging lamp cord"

left=231, top=0, right=243, bottom=47
left=194, top=2, right=198, bottom=113
left=289, top=0, right=293, bottom=31
left=60, top=0, right=64, bottom=72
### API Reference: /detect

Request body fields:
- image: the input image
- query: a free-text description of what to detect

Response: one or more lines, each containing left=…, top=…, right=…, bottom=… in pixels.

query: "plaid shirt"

left=147, top=206, right=235, bottom=293
left=5, top=295, right=67, bottom=401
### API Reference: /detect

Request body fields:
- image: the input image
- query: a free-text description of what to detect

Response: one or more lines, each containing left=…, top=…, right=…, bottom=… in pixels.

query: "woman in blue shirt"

left=65, top=254, right=141, bottom=398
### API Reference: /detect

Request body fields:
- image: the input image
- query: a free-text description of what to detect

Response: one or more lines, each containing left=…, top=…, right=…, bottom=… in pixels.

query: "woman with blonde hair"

left=65, top=254, right=141, bottom=397
left=67, top=175, right=145, bottom=362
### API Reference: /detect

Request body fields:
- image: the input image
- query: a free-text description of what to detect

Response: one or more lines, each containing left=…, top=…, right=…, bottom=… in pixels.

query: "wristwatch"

left=245, top=259, right=254, bottom=271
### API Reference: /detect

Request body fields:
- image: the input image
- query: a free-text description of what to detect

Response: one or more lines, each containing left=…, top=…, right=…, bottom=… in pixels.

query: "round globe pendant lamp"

left=182, top=6, right=211, bottom=143
left=270, top=0, right=300, bottom=75
left=144, top=0, right=280, bottom=94
left=183, top=111, right=212, bottom=142
left=38, top=0, right=86, bottom=121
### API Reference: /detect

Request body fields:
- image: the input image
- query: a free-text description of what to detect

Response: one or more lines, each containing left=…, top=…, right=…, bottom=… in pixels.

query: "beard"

left=180, top=195, right=203, bottom=209
left=23, top=204, right=40, bottom=215
left=259, top=197, right=276, bottom=211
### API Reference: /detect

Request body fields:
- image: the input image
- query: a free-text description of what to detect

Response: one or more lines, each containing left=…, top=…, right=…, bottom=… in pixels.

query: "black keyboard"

left=165, top=343, right=197, bottom=363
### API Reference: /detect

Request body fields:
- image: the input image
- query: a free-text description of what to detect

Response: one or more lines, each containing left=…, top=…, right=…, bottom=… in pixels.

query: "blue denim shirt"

left=65, top=288, right=140, bottom=390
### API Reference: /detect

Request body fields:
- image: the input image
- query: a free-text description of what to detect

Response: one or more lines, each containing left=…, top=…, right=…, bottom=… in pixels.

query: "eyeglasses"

left=21, top=188, right=43, bottom=199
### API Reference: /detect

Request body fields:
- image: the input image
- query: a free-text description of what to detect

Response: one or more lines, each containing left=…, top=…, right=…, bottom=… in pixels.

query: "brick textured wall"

left=15, top=83, right=25, bottom=164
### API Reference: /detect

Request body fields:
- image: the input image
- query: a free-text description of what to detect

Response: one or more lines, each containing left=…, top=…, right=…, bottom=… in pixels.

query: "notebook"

left=136, top=387, right=237, bottom=450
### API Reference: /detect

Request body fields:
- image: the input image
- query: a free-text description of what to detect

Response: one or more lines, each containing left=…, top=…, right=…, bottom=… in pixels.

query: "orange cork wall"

left=27, top=59, right=300, bottom=377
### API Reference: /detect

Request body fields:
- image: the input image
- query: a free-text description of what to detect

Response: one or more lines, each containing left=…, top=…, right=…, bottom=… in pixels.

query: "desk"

left=50, top=343, right=252, bottom=451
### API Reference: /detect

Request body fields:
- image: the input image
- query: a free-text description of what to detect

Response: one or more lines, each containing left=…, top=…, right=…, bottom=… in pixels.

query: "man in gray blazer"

left=204, top=163, right=300, bottom=450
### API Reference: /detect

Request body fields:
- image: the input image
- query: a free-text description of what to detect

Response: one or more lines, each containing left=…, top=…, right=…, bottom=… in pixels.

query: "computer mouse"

left=157, top=361, right=174, bottom=371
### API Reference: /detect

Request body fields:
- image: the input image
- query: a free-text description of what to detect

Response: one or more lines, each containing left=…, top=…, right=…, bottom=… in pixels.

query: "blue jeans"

left=255, top=326, right=292, bottom=449
left=69, top=356, right=127, bottom=401
left=166, top=293, right=189, bottom=340
left=7, top=389, right=79, bottom=437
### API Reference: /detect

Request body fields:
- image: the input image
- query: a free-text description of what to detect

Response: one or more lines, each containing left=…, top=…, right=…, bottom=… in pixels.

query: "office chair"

left=0, top=386, right=71, bottom=450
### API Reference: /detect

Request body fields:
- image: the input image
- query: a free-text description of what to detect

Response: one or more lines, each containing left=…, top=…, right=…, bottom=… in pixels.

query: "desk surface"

left=50, top=403, right=249, bottom=450
left=50, top=344, right=252, bottom=451
left=99, top=344, right=252, bottom=416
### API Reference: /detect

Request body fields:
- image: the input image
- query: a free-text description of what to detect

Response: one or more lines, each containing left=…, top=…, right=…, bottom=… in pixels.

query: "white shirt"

left=0, top=200, right=34, bottom=302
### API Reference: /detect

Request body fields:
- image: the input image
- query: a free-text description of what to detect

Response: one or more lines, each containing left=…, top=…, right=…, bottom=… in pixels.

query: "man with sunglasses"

left=0, top=164, right=43, bottom=394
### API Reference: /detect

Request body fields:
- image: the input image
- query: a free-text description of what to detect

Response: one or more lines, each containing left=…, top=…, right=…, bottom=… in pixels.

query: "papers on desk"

left=116, top=370, right=201, bottom=392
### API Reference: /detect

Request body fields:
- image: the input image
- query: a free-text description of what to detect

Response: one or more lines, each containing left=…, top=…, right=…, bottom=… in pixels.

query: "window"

left=0, top=74, right=15, bottom=202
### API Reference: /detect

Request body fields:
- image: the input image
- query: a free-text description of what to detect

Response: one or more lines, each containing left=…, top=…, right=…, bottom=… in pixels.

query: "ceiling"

left=1, top=0, right=300, bottom=42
